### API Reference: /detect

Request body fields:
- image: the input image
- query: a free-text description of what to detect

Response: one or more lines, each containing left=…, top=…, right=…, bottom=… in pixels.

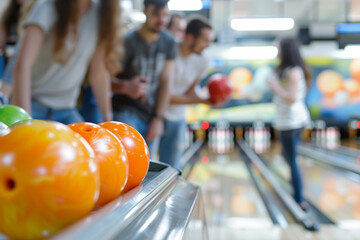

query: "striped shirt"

left=273, top=66, right=310, bottom=131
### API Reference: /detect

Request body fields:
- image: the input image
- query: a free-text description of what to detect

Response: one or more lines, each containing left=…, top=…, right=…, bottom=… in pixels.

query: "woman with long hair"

left=268, top=38, right=312, bottom=210
left=11, top=0, right=121, bottom=124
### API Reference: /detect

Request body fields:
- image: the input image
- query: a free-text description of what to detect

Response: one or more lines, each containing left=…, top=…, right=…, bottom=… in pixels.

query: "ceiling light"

left=344, top=45, right=360, bottom=53
left=231, top=18, right=295, bottom=31
left=168, top=0, right=203, bottom=11
left=224, top=46, right=278, bottom=60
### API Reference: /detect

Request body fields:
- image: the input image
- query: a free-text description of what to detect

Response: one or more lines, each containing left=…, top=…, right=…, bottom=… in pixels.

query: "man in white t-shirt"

left=158, top=18, right=216, bottom=168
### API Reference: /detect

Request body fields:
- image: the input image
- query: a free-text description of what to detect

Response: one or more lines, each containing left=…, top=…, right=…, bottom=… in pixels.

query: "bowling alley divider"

left=237, top=140, right=320, bottom=231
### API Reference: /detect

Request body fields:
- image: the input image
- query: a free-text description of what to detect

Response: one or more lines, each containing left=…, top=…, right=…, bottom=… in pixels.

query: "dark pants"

left=279, top=128, right=304, bottom=204
left=78, top=85, right=103, bottom=123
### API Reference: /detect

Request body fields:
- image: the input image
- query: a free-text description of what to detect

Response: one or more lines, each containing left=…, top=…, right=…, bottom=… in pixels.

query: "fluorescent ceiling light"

left=344, top=44, right=360, bottom=53
left=224, top=46, right=278, bottom=60
left=231, top=18, right=295, bottom=31
left=168, top=0, right=203, bottom=11
left=121, top=0, right=132, bottom=10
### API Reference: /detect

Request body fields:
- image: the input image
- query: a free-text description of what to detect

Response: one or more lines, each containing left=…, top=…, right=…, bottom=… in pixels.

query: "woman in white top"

left=268, top=38, right=312, bottom=211
left=12, top=0, right=121, bottom=124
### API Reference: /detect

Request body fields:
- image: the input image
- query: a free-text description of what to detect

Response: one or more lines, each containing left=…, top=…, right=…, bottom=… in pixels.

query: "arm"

left=170, top=77, right=209, bottom=105
left=12, top=25, right=44, bottom=114
left=154, top=59, right=174, bottom=115
left=268, top=69, right=299, bottom=103
left=111, top=75, right=148, bottom=99
left=88, top=44, right=113, bottom=121
left=146, top=60, right=175, bottom=141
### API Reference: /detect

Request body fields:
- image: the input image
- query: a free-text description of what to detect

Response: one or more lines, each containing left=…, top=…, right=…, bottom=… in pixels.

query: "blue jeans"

left=113, top=109, right=155, bottom=158
left=157, top=119, right=186, bottom=169
left=78, top=85, right=103, bottom=123
left=279, top=128, right=304, bottom=204
left=32, top=100, right=84, bottom=125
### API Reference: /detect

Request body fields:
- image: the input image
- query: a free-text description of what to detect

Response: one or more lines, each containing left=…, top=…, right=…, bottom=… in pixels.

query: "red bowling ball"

left=207, top=73, right=233, bottom=102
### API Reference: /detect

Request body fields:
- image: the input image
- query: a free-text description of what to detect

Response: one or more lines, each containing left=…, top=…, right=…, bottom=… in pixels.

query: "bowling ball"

left=207, top=73, right=233, bottom=102
left=68, top=122, right=129, bottom=207
left=99, top=121, right=150, bottom=193
left=0, top=104, right=31, bottom=127
left=0, top=121, right=100, bottom=239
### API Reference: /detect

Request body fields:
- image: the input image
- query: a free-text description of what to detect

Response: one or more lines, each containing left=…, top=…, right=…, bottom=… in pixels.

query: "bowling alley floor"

left=183, top=142, right=360, bottom=240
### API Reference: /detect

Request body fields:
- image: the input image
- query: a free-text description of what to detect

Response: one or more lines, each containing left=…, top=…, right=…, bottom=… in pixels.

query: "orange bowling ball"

left=99, top=121, right=150, bottom=193
left=0, top=121, right=100, bottom=239
left=68, top=122, right=129, bottom=207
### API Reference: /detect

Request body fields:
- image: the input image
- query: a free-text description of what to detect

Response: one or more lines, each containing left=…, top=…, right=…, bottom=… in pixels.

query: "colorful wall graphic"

left=187, top=58, right=360, bottom=126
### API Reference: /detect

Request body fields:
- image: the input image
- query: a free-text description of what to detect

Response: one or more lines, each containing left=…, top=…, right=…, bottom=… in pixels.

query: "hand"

left=146, top=117, right=163, bottom=142
left=112, top=76, right=148, bottom=99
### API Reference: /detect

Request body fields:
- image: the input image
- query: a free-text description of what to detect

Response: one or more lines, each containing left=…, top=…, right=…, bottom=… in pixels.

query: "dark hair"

left=276, top=38, right=312, bottom=87
left=185, top=18, right=212, bottom=38
left=53, top=0, right=122, bottom=73
left=167, top=12, right=185, bottom=29
left=144, top=0, right=169, bottom=9
left=1, top=0, right=22, bottom=42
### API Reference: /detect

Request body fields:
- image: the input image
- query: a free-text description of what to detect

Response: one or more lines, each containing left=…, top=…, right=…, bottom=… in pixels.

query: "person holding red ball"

left=11, top=0, right=121, bottom=124
left=157, top=18, right=224, bottom=168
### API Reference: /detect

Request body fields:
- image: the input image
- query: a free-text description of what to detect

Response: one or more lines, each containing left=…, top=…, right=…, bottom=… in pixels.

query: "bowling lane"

left=310, top=140, right=360, bottom=160
left=261, top=141, right=360, bottom=228
left=182, top=145, right=274, bottom=240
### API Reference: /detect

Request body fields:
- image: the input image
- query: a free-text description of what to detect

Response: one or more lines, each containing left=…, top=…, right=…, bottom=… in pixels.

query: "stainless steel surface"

left=113, top=177, right=207, bottom=240
left=51, top=165, right=179, bottom=240
left=183, top=191, right=209, bottom=240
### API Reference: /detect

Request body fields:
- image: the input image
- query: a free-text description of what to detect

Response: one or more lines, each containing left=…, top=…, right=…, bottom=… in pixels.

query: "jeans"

left=279, top=128, right=304, bottom=204
left=32, top=100, right=84, bottom=125
left=78, top=85, right=103, bottom=123
left=156, top=119, right=186, bottom=169
left=113, top=109, right=155, bottom=158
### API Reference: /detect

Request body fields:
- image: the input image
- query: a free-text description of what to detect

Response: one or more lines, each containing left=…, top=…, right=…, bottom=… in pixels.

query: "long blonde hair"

left=19, top=0, right=122, bottom=75
left=53, top=0, right=122, bottom=74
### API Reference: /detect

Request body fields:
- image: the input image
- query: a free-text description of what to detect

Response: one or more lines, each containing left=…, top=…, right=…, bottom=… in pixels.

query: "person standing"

left=12, top=0, right=121, bottom=124
left=267, top=38, right=312, bottom=210
left=158, top=18, right=216, bottom=168
left=167, top=12, right=186, bottom=42
left=112, top=0, right=176, bottom=151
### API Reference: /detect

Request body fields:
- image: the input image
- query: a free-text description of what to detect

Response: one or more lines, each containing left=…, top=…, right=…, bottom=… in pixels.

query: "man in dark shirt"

left=112, top=0, right=176, bottom=149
